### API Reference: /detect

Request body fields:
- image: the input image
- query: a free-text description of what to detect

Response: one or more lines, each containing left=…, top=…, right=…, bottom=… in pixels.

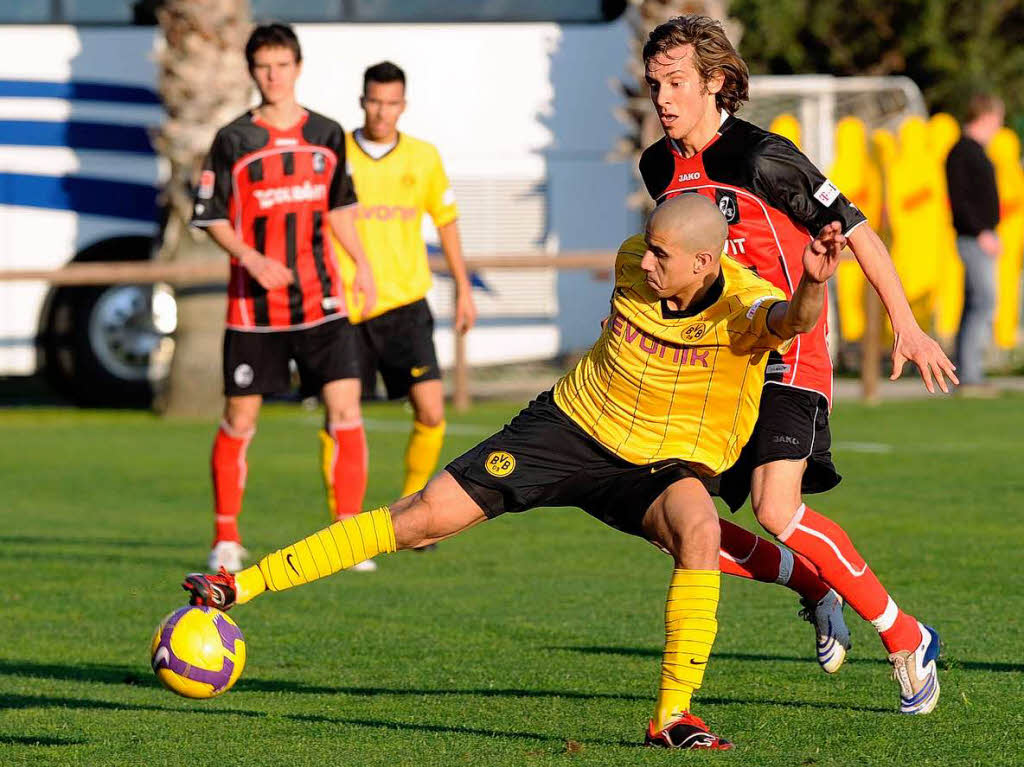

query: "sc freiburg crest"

left=715, top=189, right=739, bottom=224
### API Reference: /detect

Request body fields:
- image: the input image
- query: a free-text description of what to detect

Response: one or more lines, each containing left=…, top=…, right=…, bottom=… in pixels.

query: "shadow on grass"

left=1, top=693, right=265, bottom=719
left=285, top=712, right=638, bottom=748
left=0, top=534, right=193, bottom=549
left=0, top=659, right=159, bottom=688
left=0, top=548, right=198, bottom=568
left=0, top=735, right=87, bottom=747
left=552, top=646, right=1023, bottom=674
left=0, top=659, right=892, bottom=714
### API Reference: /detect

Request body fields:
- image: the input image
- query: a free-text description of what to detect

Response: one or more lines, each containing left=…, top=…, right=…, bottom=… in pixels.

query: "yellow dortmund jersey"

left=335, top=132, right=458, bottom=320
left=554, top=234, right=791, bottom=473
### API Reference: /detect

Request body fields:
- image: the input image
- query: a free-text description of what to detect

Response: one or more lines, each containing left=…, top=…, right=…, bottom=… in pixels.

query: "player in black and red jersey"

left=191, top=23, right=376, bottom=573
left=636, top=16, right=956, bottom=725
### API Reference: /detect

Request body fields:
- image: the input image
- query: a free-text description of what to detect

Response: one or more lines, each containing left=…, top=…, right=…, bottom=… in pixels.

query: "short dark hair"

left=245, top=23, right=302, bottom=70
left=965, top=92, right=1004, bottom=123
left=363, top=61, right=406, bottom=93
left=643, top=15, right=749, bottom=115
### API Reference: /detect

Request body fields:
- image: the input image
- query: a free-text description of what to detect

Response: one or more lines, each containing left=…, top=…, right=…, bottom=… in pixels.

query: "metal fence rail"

left=0, top=252, right=880, bottom=408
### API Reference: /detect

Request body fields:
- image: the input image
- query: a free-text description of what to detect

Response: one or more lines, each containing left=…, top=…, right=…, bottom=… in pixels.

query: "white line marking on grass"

left=301, top=414, right=492, bottom=436
left=834, top=441, right=894, bottom=453
left=363, top=419, right=493, bottom=436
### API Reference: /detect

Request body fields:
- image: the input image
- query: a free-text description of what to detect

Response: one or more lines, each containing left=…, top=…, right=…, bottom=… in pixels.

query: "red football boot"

left=644, top=712, right=733, bottom=750
left=182, top=567, right=238, bottom=611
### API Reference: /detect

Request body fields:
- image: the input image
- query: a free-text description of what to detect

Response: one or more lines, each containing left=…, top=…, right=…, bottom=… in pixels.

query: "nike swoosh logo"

left=650, top=463, right=677, bottom=474
left=688, top=658, right=707, bottom=666
left=286, top=553, right=300, bottom=577
left=411, top=365, right=430, bottom=378
left=152, top=646, right=170, bottom=670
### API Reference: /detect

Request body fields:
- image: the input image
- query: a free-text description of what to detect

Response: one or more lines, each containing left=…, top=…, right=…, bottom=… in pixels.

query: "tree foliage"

left=731, top=0, right=1024, bottom=125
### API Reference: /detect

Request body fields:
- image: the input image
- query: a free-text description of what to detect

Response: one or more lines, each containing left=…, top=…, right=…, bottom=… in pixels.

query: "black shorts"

left=718, top=385, right=841, bottom=511
left=357, top=298, right=440, bottom=399
left=444, top=390, right=715, bottom=537
left=222, top=318, right=361, bottom=397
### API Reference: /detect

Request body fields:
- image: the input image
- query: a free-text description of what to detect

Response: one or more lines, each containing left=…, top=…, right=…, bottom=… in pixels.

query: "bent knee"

left=223, top=402, right=260, bottom=433
left=753, top=501, right=801, bottom=537
left=413, top=409, right=445, bottom=429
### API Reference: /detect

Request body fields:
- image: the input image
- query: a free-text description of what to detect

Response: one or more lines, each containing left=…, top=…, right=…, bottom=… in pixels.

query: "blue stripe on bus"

left=0, top=120, right=155, bottom=155
left=0, top=172, right=157, bottom=222
left=0, top=79, right=160, bottom=104
left=427, top=243, right=492, bottom=292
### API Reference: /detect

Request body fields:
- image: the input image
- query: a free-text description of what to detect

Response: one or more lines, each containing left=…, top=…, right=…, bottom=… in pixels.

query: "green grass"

left=1, top=394, right=1022, bottom=766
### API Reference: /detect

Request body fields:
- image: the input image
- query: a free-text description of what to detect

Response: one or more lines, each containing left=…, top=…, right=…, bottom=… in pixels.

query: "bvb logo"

left=684, top=324, right=707, bottom=341
left=485, top=451, right=516, bottom=477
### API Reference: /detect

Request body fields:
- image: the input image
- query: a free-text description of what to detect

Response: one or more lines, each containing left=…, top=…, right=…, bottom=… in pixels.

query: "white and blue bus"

left=0, top=0, right=635, bottom=404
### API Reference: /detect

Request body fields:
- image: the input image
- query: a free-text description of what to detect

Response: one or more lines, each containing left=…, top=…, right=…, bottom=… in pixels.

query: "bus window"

left=248, top=0, right=627, bottom=23
left=348, top=1, right=626, bottom=23
left=251, top=0, right=339, bottom=23
left=0, top=5, right=50, bottom=23
left=63, top=0, right=136, bottom=24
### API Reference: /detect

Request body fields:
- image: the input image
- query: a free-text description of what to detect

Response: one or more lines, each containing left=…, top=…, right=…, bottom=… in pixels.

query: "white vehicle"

left=0, top=1, right=634, bottom=404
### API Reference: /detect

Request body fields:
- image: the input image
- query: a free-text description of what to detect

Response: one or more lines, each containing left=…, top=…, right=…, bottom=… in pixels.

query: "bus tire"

left=42, top=237, right=175, bottom=407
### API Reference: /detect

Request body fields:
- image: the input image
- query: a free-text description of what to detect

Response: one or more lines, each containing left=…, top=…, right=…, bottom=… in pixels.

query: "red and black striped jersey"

left=639, top=114, right=867, bottom=405
left=192, top=109, right=358, bottom=331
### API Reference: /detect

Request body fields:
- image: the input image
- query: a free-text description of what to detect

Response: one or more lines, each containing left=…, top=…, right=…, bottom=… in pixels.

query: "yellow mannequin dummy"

left=987, top=128, right=1024, bottom=350
left=769, top=114, right=802, bottom=147
left=829, top=117, right=883, bottom=342
left=928, top=113, right=963, bottom=343
left=887, top=117, right=945, bottom=330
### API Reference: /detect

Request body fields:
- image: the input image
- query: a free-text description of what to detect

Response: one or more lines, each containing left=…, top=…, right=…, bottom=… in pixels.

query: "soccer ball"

left=150, top=606, right=246, bottom=698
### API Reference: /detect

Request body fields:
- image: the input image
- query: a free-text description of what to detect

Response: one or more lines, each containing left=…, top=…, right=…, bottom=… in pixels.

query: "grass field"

left=1, top=393, right=1022, bottom=766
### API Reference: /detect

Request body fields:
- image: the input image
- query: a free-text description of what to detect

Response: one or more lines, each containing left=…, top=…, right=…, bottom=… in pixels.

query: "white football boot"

left=208, top=541, right=249, bottom=573
left=889, top=622, right=941, bottom=714
left=799, top=589, right=852, bottom=674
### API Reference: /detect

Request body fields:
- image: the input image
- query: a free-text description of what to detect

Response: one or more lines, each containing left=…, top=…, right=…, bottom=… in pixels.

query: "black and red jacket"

left=193, top=109, right=357, bottom=331
left=640, top=114, right=866, bottom=405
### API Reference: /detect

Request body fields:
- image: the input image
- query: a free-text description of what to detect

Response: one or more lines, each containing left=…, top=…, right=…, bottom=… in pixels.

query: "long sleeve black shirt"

left=945, top=135, right=1000, bottom=236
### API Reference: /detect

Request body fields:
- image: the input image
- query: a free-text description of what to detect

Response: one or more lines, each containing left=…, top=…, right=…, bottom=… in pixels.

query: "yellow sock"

left=318, top=429, right=337, bottom=519
left=654, top=569, right=720, bottom=730
left=233, top=506, right=396, bottom=604
left=401, top=420, right=445, bottom=497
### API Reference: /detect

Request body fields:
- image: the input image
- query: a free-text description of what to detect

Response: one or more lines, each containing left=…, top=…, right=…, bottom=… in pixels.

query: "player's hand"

left=240, top=251, right=293, bottom=290
left=454, top=289, right=477, bottom=334
left=891, top=323, right=959, bottom=394
left=352, top=262, right=377, bottom=316
left=802, top=222, right=845, bottom=284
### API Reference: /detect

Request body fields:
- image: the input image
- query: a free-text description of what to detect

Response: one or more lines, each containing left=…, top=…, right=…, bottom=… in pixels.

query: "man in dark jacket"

left=945, top=93, right=1004, bottom=393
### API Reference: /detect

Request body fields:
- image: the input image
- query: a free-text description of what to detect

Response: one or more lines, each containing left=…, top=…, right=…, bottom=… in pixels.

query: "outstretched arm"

left=768, top=222, right=844, bottom=340
left=846, top=225, right=957, bottom=393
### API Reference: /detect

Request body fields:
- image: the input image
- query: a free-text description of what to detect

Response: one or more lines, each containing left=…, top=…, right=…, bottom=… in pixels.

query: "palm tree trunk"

left=153, top=0, right=252, bottom=416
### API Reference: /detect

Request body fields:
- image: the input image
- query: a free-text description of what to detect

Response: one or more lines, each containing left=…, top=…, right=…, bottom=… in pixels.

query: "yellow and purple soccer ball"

left=150, top=606, right=246, bottom=699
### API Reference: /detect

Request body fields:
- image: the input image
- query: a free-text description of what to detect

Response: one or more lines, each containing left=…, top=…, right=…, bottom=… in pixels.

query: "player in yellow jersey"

left=185, top=195, right=845, bottom=750
left=322, top=63, right=477, bottom=563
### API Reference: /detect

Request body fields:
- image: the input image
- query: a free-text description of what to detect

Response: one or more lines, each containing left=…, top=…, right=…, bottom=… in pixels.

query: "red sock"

left=719, top=519, right=830, bottom=603
left=778, top=505, right=922, bottom=653
left=211, top=421, right=253, bottom=545
left=327, top=418, right=368, bottom=519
